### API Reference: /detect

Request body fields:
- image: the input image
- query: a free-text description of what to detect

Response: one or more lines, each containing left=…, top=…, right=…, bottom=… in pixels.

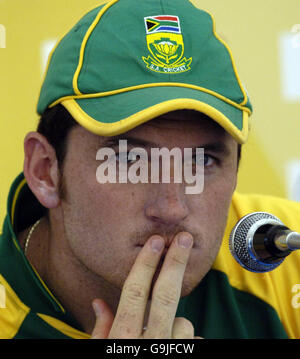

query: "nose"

left=144, top=183, right=189, bottom=227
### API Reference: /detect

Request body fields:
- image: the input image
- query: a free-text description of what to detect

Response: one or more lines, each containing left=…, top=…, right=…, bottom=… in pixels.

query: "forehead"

left=122, top=110, right=228, bottom=143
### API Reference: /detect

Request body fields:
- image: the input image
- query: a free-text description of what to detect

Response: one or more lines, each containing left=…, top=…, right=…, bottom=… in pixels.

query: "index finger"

left=144, top=232, right=193, bottom=338
left=108, top=235, right=165, bottom=339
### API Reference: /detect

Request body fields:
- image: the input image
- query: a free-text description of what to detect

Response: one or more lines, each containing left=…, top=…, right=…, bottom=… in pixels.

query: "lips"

left=136, top=242, right=170, bottom=255
left=135, top=231, right=196, bottom=252
left=136, top=236, right=173, bottom=249
left=136, top=243, right=170, bottom=251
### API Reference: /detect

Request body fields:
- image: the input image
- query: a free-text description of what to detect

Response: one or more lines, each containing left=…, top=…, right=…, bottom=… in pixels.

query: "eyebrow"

left=101, top=135, right=158, bottom=149
left=101, top=135, right=231, bottom=156
left=199, top=142, right=231, bottom=157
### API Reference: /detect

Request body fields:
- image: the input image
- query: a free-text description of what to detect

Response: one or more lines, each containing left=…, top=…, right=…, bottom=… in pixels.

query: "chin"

left=180, top=279, right=198, bottom=298
left=180, top=267, right=209, bottom=298
left=180, top=283, right=197, bottom=298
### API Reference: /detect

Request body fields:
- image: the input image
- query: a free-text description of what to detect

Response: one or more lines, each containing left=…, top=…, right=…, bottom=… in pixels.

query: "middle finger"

left=108, top=235, right=165, bottom=338
left=144, top=232, right=193, bottom=338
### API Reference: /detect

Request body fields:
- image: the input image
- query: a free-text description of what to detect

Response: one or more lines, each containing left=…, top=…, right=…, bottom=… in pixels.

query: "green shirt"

left=1, top=173, right=300, bottom=338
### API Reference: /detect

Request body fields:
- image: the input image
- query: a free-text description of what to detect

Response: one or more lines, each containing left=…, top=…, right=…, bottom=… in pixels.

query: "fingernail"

left=177, top=233, right=193, bottom=249
left=151, top=237, right=164, bottom=252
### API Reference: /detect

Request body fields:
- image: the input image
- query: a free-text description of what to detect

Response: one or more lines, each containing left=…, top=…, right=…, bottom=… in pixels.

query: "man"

left=1, top=0, right=300, bottom=339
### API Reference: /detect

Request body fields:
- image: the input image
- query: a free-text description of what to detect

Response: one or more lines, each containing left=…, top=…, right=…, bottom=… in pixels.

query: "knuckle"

left=123, top=282, right=148, bottom=303
left=141, top=257, right=159, bottom=271
left=168, top=252, right=188, bottom=267
left=154, top=285, right=179, bottom=307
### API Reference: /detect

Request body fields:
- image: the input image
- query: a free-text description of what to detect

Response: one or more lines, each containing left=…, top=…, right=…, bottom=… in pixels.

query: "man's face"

left=57, top=111, right=238, bottom=297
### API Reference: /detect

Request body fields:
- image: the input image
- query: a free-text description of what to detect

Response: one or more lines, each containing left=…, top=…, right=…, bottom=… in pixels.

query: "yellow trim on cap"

left=72, top=0, right=119, bottom=95
left=50, top=82, right=252, bottom=115
left=207, top=10, right=249, bottom=107
left=37, top=313, right=90, bottom=339
left=62, top=97, right=249, bottom=144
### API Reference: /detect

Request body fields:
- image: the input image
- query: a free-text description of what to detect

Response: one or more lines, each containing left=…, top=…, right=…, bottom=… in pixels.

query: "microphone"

left=229, top=212, right=300, bottom=273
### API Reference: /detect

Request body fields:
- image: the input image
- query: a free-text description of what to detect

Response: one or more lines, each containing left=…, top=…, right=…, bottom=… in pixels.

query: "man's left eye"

left=203, top=154, right=215, bottom=167
left=192, top=154, right=215, bottom=167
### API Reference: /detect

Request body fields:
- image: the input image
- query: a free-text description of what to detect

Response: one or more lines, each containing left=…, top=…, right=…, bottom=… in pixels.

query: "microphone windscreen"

left=229, top=212, right=284, bottom=273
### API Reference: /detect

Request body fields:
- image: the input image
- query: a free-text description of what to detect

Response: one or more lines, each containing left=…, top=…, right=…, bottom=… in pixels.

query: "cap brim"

left=60, top=86, right=250, bottom=144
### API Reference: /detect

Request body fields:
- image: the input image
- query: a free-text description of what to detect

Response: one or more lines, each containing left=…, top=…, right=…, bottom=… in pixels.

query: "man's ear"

left=23, top=131, right=61, bottom=209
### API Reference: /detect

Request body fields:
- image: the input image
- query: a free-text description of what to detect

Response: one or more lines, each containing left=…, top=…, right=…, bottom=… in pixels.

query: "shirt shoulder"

left=231, top=192, right=300, bottom=230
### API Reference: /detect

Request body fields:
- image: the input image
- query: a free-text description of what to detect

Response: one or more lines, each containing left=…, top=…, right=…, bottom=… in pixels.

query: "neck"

left=19, top=215, right=121, bottom=335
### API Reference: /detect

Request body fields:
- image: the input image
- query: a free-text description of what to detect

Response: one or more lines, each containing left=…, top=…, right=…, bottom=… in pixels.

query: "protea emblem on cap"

left=142, top=15, right=192, bottom=74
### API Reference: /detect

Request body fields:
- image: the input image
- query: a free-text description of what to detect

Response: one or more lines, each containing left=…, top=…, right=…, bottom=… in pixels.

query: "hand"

left=91, top=232, right=200, bottom=339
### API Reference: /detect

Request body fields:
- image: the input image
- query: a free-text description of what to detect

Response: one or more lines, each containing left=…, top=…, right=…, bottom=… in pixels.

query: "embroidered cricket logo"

left=142, top=15, right=192, bottom=74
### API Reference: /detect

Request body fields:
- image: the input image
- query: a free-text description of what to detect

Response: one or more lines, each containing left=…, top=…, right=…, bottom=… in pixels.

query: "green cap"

left=37, top=0, right=253, bottom=144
